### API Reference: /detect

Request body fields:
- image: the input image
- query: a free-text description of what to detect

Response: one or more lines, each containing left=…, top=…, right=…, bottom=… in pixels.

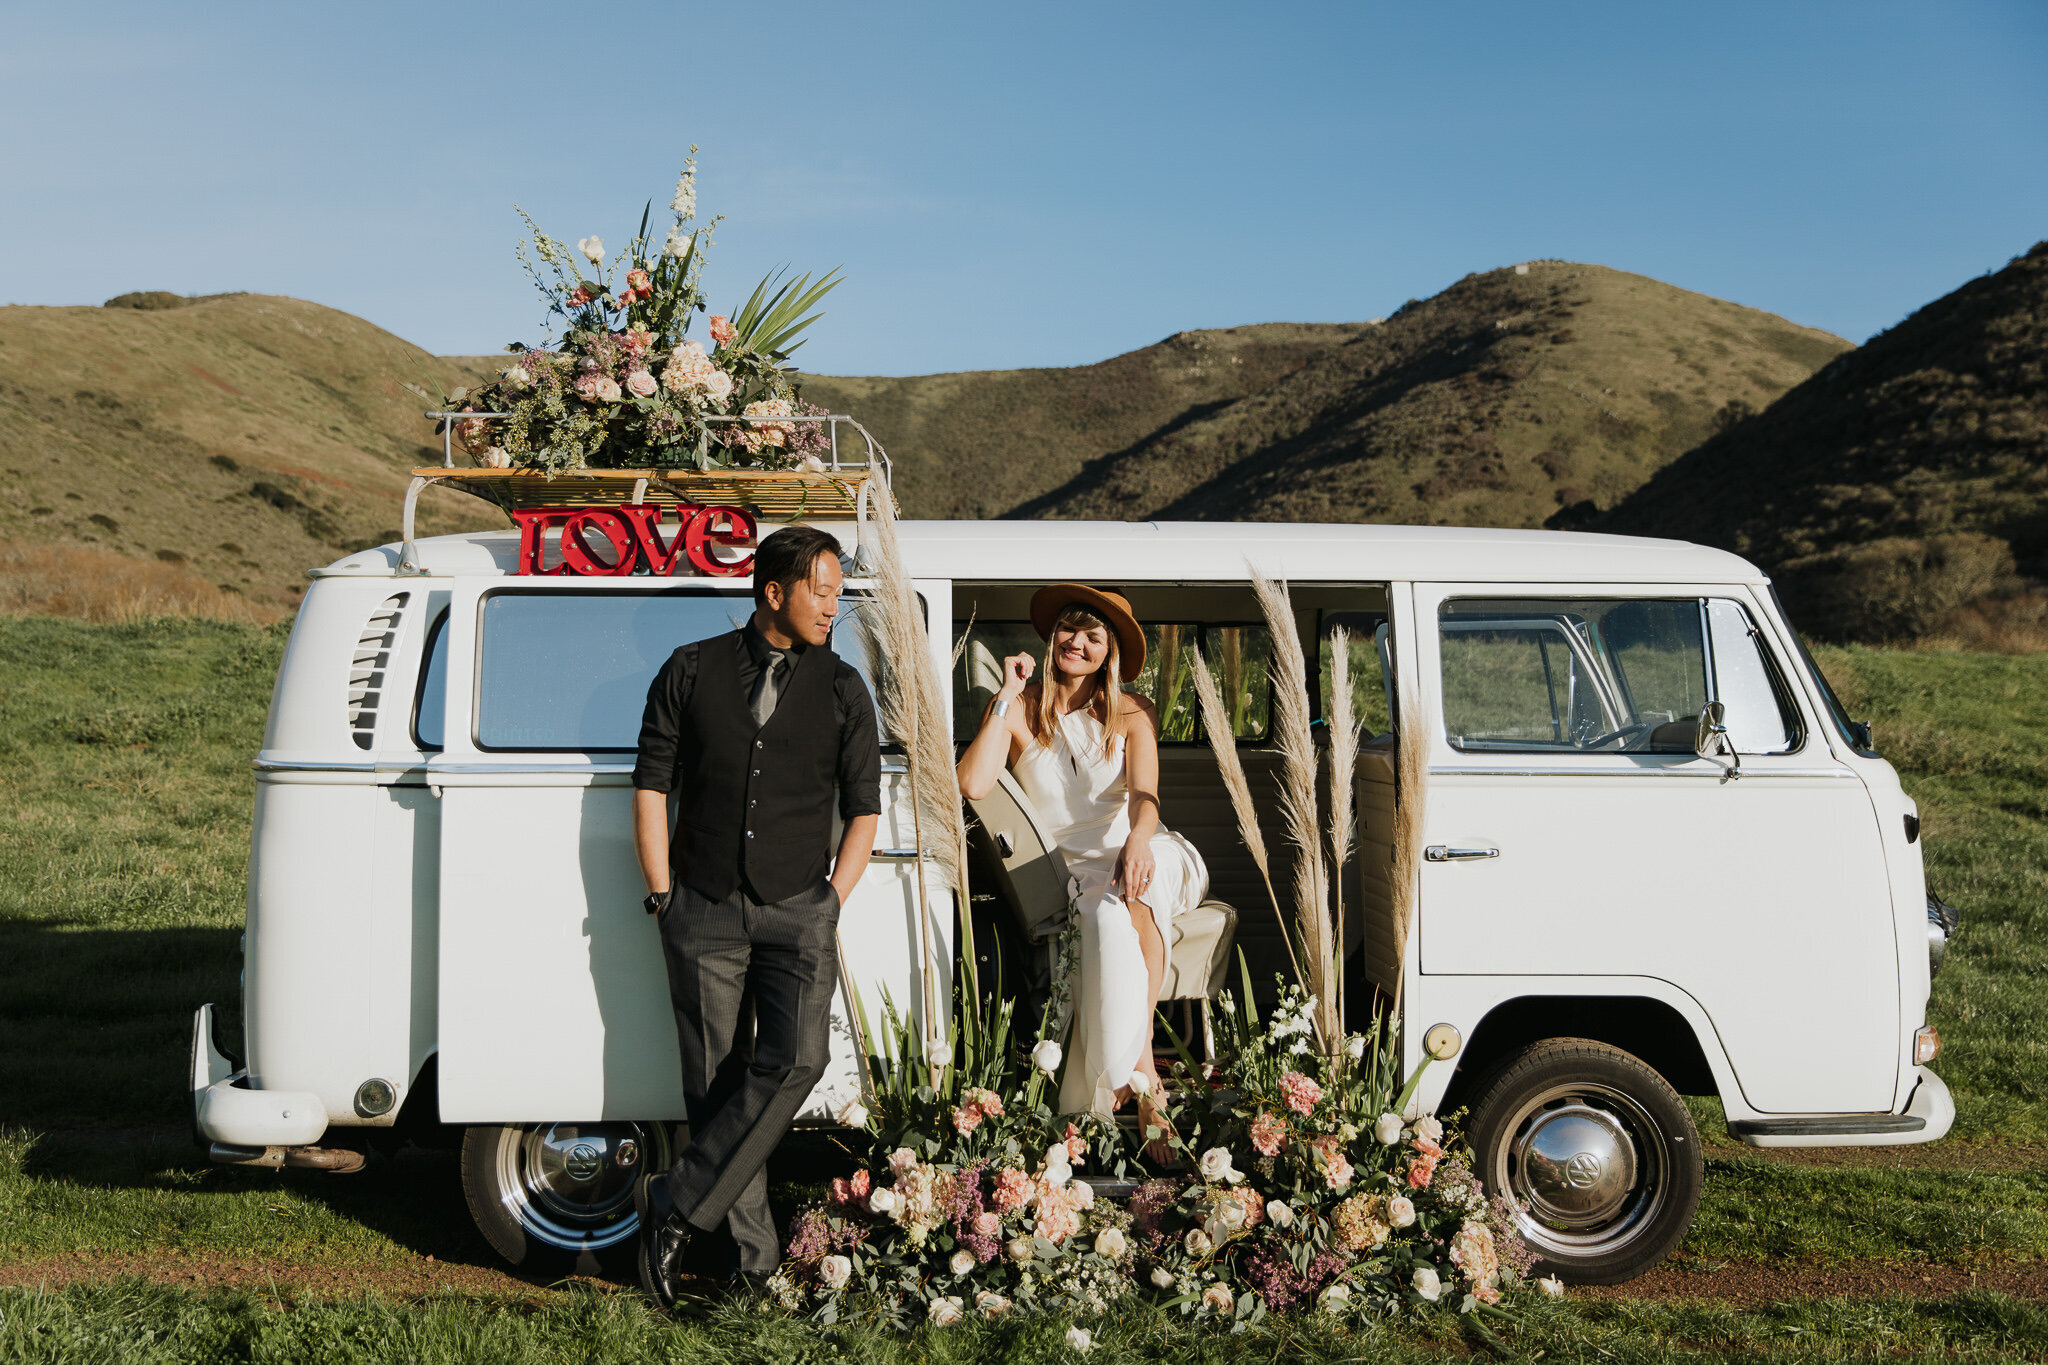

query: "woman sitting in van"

left=956, top=585, right=1209, bottom=1160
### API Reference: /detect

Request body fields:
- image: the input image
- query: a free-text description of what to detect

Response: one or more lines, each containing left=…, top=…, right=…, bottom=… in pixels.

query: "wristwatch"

left=643, top=888, right=672, bottom=916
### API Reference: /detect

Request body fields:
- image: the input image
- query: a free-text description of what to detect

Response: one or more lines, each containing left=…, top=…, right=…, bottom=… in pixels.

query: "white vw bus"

left=191, top=490, right=1954, bottom=1284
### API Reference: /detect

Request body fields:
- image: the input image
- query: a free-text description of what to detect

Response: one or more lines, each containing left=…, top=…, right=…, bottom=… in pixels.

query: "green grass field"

left=1, top=617, right=2043, bottom=1361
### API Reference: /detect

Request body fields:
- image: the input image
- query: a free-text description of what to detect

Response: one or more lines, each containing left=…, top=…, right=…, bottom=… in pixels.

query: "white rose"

left=481, top=446, right=511, bottom=469
left=1031, top=1040, right=1063, bottom=1073
left=949, top=1249, right=976, bottom=1276
left=975, top=1290, right=1011, bottom=1319
left=1149, top=1265, right=1176, bottom=1289
left=1538, top=1275, right=1566, bottom=1298
left=502, top=365, right=531, bottom=387
left=1065, top=1325, right=1094, bottom=1353
left=1375, top=1112, right=1405, bottom=1146
left=928, top=1295, right=963, bottom=1327
left=1266, top=1200, right=1295, bottom=1228
left=1094, top=1226, right=1127, bottom=1259
left=1343, top=1034, right=1367, bottom=1060
left=1415, top=1114, right=1445, bottom=1146
left=1218, top=1200, right=1247, bottom=1230
left=837, top=1099, right=869, bottom=1128
left=1044, top=1158, right=1073, bottom=1188
left=1320, top=1282, right=1352, bottom=1313
left=577, top=236, right=604, bottom=263
left=1412, top=1266, right=1441, bottom=1302
left=1128, top=1071, right=1151, bottom=1096
left=1005, top=1236, right=1034, bottom=1263
left=819, top=1254, right=851, bottom=1289
left=1197, top=1147, right=1241, bottom=1185
left=1184, top=1228, right=1213, bottom=1257
left=801, top=454, right=827, bottom=473
left=1387, top=1195, right=1416, bottom=1228
left=866, top=1187, right=898, bottom=1217
left=664, top=227, right=693, bottom=259
left=1069, top=1178, right=1095, bottom=1209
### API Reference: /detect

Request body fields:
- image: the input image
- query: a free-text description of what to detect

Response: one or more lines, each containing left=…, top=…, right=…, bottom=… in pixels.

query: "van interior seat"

left=963, top=772, right=1237, bottom=1006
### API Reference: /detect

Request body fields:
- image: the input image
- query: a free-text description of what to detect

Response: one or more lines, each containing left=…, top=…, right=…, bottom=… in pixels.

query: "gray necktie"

left=749, top=650, right=787, bottom=728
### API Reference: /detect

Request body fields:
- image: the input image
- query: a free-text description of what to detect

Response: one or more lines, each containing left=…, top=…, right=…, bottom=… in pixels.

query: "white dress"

left=1012, top=706, right=1209, bottom=1117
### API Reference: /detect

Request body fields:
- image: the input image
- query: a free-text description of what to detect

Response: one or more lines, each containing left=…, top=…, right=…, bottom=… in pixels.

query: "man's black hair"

left=753, top=524, right=844, bottom=608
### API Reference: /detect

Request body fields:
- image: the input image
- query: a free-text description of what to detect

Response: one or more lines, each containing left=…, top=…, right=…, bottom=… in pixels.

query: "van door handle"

left=1425, top=845, right=1499, bottom=862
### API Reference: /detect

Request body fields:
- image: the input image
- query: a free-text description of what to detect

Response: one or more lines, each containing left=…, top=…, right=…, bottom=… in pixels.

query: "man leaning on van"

left=629, top=524, right=882, bottom=1304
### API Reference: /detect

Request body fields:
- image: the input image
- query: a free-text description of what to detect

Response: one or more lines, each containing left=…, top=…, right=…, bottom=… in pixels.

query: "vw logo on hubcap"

left=564, top=1142, right=603, bottom=1181
left=1564, top=1152, right=1604, bottom=1188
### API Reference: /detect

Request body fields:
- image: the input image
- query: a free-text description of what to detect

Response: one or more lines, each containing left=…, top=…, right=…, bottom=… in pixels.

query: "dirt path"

left=1583, top=1257, right=2048, bottom=1306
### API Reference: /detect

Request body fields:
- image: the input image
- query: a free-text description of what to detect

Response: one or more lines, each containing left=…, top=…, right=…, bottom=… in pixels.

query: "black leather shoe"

left=633, top=1171, right=691, bottom=1309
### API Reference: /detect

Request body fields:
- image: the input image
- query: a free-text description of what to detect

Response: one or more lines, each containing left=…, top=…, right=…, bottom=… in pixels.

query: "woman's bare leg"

left=1127, top=894, right=1176, bottom=1162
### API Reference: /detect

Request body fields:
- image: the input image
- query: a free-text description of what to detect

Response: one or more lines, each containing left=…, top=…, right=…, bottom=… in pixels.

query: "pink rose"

left=1278, top=1071, right=1323, bottom=1116
left=1249, top=1111, right=1288, bottom=1157
left=709, top=314, right=736, bottom=345
left=973, top=1211, right=1001, bottom=1238
left=703, top=368, right=733, bottom=403
left=573, top=373, right=603, bottom=402
left=625, top=369, right=658, bottom=399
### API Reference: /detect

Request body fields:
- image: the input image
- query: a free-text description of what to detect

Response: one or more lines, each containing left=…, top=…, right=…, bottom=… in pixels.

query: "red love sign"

left=510, top=503, right=758, bottom=577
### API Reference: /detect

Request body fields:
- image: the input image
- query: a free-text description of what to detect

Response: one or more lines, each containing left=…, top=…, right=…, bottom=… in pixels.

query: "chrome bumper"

left=1732, top=1066, right=1955, bottom=1149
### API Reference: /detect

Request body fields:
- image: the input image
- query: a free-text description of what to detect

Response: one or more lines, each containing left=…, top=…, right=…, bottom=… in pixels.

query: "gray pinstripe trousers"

left=656, top=877, right=840, bottom=1275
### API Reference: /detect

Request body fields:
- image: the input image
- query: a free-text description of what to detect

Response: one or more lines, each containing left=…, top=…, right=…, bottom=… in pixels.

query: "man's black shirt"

left=632, top=621, right=883, bottom=823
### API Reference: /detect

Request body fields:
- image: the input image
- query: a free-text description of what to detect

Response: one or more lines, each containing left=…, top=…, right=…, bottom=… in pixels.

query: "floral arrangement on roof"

left=447, top=149, right=842, bottom=475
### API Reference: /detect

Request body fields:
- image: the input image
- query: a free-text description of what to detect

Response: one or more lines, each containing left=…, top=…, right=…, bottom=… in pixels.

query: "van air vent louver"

left=348, top=593, right=410, bottom=750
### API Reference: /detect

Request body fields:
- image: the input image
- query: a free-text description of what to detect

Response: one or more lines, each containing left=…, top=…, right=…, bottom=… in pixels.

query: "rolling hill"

left=1596, top=241, right=2048, bottom=643
left=995, top=261, right=1849, bottom=528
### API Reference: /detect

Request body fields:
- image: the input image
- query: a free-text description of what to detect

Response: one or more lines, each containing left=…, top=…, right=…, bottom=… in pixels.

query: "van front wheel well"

left=1442, top=996, right=1719, bottom=1110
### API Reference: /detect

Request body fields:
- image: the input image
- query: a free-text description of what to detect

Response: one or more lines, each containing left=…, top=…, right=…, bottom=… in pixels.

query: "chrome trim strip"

left=425, top=762, right=637, bottom=776
left=253, top=758, right=376, bottom=773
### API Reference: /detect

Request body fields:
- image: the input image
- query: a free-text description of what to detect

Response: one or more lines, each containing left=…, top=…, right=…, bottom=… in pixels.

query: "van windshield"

left=461, top=589, right=888, bottom=753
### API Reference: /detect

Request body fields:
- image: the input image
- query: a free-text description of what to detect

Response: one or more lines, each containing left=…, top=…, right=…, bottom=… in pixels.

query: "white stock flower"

left=669, top=169, right=696, bottom=220
left=577, top=236, right=604, bottom=263
left=1149, top=1265, right=1176, bottom=1289
left=1538, top=1275, right=1566, bottom=1298
left=1266, top=1199, right=1295, bottom=1228
left=1127, top=1071, right=1152, bottom=1096
left=1374, top=1112, right=1405, bottom=1146
left=837, top=1099, right=869, bottom=1128
left=1197, top=1147, right=1242, bottom=1185
left=1031, top=1040, right=1063, bottom=1073
left=1184, top=1228, right=1213, bottom=1257
left=1094, top=1226, right=1127, bottom=1259
left=949, top=1249, right=976, bottom=1276
left=1415, top=1114, right=1445, bottom=1146
left=1411, top=1266, right=1442, bottom=1301
left=819, top=1254, right=851, bottom=1289
left=1065, top=1325, right=1094, bottom=1353
left=928, top=1295, right=963, bottom=1327
left=1387, top=1195, right=1416, bottom=1228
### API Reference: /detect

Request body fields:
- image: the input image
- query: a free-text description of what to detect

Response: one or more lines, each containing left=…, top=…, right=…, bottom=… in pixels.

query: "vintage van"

left=191, top=477, right=1955, bottom=1285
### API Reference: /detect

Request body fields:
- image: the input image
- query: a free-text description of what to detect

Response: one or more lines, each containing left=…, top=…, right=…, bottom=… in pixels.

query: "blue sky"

left=3, top=1, right=2043, bottom=376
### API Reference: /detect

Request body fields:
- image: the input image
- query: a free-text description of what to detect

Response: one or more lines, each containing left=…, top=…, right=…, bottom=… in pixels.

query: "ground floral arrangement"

left=446, top=149, right=841, bottom=474
left=771, top=950, right=1559, bottom=1339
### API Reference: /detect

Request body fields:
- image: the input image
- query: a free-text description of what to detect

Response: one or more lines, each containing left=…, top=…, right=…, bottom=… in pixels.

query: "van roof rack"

left=400, top=411, right=893, bottom=573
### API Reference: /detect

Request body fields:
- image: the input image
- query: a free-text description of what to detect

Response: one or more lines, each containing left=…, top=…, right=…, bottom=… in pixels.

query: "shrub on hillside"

left=1776, top=533, right=2013, bottom=643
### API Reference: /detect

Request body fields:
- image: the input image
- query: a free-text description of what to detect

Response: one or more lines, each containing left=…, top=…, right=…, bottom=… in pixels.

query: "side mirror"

left=1694, top=701, right=1742, bottom=778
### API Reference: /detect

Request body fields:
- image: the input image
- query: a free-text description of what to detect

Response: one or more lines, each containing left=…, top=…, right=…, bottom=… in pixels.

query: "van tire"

left=459, top=1122, right=673, bottom=1277
left=1463, top=1038, right=1702, bottom=1285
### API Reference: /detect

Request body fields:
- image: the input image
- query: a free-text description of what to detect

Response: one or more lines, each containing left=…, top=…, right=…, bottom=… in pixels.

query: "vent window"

left=348, top=593, right=410, bottom=750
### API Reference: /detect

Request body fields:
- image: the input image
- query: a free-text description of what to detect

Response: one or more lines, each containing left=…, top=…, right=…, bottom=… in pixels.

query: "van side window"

left=1438, top=597, right=1798, bottom=755
left=952, top=620, right=1270, bottom=744
left=1318, top=611, right=1393, bottom=737
left=412, top=609, right=449, bottom=751
left=473, top=591, right=887, bottom=752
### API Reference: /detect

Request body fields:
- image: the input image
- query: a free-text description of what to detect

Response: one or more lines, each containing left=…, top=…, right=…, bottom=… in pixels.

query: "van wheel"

left=459, top=1121, right=675, bottom=1275
left=1464, top=1038, right=1702, bottom=1285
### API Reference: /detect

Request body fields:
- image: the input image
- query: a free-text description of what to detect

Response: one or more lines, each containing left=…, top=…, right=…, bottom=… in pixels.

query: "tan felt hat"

left=1029, top=583, right=1146, bottom=682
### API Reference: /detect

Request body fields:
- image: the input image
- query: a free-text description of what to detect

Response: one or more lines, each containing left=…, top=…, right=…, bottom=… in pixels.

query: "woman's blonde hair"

left=1029, top=604, right=1126, bottom=762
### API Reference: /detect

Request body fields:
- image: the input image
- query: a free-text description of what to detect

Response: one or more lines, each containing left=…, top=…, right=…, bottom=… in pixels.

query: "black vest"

left=672, top=630, right=840, bottom=904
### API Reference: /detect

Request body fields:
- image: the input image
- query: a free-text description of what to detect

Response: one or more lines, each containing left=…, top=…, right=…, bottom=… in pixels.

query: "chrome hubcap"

left=1491, top=1083, right=1665, bottom=1261
left=496, top=1121, right=670, bottom=1252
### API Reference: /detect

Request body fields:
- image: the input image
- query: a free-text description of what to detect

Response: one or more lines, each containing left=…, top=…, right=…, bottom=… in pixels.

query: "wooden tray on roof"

left=412, top=466, right=891, bottom=520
